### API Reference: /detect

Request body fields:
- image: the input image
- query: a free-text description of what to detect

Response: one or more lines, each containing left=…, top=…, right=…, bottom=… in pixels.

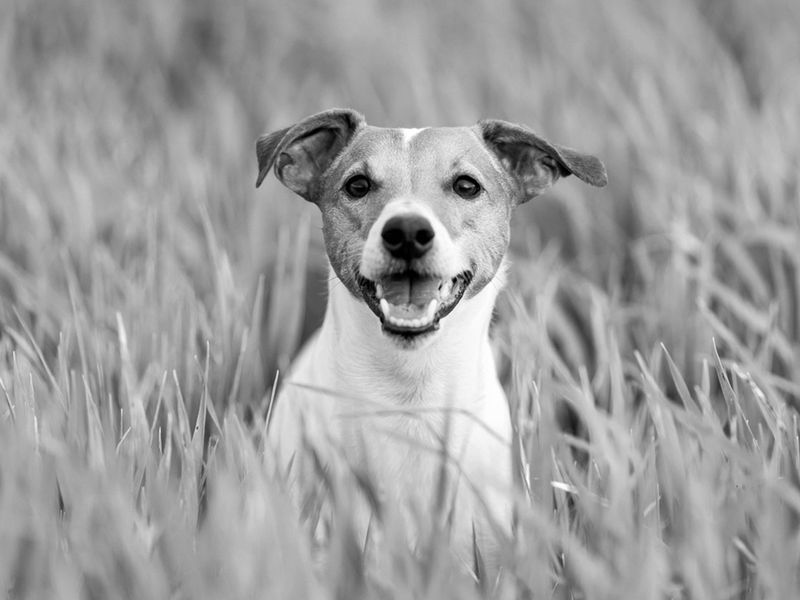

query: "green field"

left=2, top=0, right=800, bottom=597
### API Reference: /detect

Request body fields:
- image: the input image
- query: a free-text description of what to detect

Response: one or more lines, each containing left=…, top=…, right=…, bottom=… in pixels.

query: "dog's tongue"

left=383, top=276, right=439, bottom=306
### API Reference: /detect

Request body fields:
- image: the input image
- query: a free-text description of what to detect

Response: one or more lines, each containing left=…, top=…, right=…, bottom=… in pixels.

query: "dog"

left=255, top=109, right=606, bottom=570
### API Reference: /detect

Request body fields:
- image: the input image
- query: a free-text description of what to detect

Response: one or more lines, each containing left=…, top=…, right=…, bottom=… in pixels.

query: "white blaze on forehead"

left=400, top=128, right=426, bottom=146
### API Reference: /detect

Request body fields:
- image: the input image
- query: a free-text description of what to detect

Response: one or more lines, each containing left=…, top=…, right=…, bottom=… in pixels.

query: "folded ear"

left=477, top=119, right=607, bottom=204
left=255, top=109, right=365, bottom=201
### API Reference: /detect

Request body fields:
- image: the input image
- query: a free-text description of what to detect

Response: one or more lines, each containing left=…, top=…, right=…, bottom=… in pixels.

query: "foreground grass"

left=1, top=0, right=800, bottom=597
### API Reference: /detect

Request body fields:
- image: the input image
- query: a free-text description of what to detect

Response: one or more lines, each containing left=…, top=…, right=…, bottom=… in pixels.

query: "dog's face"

left=256, top=109, right=606, bottom=345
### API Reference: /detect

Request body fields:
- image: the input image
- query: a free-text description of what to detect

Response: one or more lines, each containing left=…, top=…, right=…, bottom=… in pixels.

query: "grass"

left=1, top=0, right=800, bottom=597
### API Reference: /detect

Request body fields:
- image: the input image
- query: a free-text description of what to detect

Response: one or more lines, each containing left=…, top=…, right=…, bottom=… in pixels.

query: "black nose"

left=381, top=215, right=435, bottom=260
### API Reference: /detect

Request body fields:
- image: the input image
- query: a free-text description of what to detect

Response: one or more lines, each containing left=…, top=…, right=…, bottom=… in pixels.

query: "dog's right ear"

left=255, top=109, right=365, bottom=201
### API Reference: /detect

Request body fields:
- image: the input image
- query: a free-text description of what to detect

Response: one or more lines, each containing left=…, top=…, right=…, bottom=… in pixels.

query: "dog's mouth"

left=357, top=270, right=473, bottom=338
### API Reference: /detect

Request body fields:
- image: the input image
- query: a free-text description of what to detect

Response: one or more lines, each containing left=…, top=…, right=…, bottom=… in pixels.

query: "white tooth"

left=439, top=280, right=452, bottom=298
left=380, top=298, right=390, bottom=318
left=375, top=283, right=384, bottom=299
left=426, top=299, right=438, bottom=320
left=410, top=319, right=420, bottom=328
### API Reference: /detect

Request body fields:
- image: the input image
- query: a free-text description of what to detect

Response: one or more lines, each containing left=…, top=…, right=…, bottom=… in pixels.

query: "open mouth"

left=357, top=270, right=473, bottom=337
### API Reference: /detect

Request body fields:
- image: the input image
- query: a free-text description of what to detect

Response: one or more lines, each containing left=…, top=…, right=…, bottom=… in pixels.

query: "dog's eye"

left=343, top=175, right=371, bottom=198
left=452, top=175, right=482, bottom=199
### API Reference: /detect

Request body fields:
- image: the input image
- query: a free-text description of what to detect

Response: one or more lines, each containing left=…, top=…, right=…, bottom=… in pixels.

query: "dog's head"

left=256, top=109, right=606, bottom=345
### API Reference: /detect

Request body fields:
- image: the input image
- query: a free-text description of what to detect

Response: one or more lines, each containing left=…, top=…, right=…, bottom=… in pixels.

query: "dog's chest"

left=339, top=407, right=472, bottom=493
left=272, top=329, right=514, bottom=568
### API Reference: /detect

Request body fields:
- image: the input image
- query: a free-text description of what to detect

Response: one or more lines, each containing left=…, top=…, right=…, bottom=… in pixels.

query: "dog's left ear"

left=478, top=119, right=607, bottom=204
left=255, top=108, right=365, bottom=201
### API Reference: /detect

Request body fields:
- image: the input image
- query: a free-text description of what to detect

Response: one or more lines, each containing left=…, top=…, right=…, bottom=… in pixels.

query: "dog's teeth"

left=425, top=299, right=438, bottom=321
left=383, top=305, right=437, bottom=330
left=375, top=283, right=384, bottom=299
left=439, top=280, right=453, bottom=299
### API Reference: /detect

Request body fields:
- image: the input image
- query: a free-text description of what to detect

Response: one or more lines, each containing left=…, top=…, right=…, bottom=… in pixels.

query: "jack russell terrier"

left=255, top=109, right=606, bottom=569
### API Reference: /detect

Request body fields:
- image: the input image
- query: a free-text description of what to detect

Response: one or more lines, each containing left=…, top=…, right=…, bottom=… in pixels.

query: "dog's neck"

left=308, top=264, right=506, bottom=409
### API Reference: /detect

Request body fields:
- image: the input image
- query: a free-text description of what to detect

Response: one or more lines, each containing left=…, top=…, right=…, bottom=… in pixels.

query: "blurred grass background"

left=1, top=0, right=800, bottom=598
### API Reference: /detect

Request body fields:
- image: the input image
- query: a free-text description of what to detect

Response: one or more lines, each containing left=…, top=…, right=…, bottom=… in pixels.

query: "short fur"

left=255, top=108, right=606, bottom=570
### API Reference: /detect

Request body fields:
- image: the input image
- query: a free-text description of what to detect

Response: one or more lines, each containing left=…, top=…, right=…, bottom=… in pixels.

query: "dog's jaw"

left=323, top=262, right=506, bottom=367
left=356, top=270, right=474, bottom=343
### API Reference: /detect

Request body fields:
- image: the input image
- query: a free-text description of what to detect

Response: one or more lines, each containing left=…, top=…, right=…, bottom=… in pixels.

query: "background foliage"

left=1, top=0, right=800, bottom=597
